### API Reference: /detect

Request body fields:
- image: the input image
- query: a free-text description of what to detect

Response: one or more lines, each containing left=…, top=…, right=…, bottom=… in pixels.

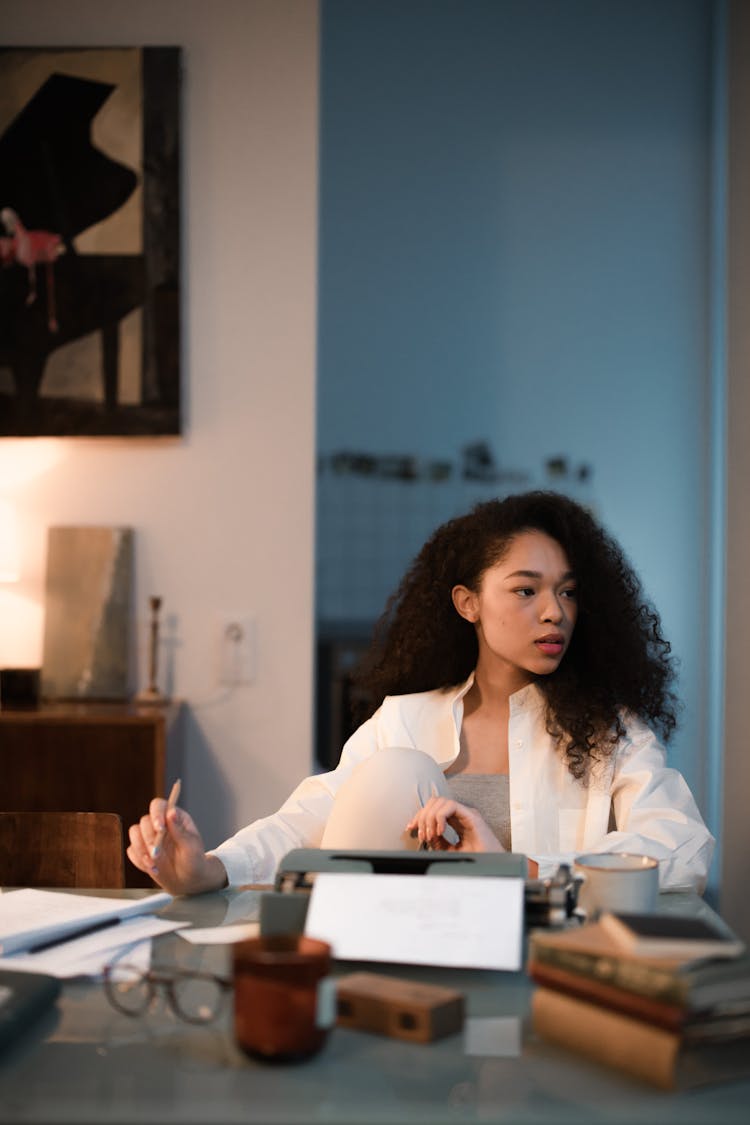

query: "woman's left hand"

left=405, top=796, right=505, bottom=852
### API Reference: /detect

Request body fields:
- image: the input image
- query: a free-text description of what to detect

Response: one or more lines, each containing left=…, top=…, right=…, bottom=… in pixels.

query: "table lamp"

left=0, top=498, right=39, bottom=708
left=0, top=498, right=20, bottom=583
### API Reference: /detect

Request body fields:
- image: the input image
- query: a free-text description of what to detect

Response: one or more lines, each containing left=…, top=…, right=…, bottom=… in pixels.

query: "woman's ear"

left=452, top=584, right=479, bottom=623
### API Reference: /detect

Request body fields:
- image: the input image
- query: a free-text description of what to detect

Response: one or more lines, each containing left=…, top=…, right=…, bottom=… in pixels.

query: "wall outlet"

left=218, top=615, right=256, bottom=685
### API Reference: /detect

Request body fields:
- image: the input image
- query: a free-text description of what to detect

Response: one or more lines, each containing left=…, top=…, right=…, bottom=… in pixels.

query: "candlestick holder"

left=136, top=595, right=168, bottom=704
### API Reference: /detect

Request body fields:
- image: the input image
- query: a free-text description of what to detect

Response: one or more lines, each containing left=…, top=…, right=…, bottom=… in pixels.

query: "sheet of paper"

left=304, top=873, right=524, bottom=970
left=0, top=889, right=173, bottom=956
left=179, top=921, right=260, bottom=944
left=0, top=915, right=188, bottom=979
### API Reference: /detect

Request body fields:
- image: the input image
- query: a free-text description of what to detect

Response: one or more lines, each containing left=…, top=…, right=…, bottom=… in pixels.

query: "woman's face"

left=453, top=529, right=578, bottom=692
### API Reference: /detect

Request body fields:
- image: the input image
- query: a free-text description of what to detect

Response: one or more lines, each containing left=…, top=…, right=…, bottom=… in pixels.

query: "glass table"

left=0, top=886, right=747, bottom=1124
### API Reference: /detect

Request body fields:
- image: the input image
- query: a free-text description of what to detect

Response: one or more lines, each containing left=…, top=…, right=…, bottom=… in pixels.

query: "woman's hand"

left=127, top=798, right=228, bottom=896
left=405, top=796, right=505, bottom=853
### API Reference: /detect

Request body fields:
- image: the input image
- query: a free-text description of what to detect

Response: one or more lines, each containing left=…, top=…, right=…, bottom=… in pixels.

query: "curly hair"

left=352, top=490, right=678, bottom=779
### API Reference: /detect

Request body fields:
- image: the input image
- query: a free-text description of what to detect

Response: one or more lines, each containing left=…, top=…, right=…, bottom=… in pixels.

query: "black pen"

left=24, top=917, right=122, bottom=955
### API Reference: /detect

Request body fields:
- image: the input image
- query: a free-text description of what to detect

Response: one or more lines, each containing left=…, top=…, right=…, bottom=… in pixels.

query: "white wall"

left=0, top=0, right=320, bottom=849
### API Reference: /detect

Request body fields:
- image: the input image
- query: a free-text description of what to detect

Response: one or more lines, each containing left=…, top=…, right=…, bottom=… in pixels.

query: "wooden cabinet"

left=0, top=701, right=182, bottom=887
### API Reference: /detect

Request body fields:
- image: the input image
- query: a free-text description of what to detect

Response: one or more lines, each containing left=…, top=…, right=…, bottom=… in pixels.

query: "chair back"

left=0, top=811, right=125, bottom=888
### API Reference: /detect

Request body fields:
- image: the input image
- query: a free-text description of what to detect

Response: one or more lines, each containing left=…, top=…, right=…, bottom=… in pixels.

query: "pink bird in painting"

left=1, top=207, right=64, bottom=332
left=0, top=236, right=14, bottom=267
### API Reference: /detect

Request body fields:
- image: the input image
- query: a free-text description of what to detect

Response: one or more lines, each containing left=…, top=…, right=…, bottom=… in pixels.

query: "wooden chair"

left=0, top=811, right=126, bottom=888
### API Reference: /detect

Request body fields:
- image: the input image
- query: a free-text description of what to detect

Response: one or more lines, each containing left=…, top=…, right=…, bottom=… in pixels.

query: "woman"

left=127, top=491, right=714, bottom=894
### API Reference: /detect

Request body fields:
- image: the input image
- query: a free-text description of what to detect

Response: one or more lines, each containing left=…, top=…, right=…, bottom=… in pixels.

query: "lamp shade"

left=0, top=498, right=20, bottom=582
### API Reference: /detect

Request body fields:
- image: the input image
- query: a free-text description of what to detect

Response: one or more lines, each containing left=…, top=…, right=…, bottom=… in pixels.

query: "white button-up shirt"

left=212, top=676, right=715, bottom=891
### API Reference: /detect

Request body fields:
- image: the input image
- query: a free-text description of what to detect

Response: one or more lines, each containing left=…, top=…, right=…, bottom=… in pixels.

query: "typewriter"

left=269, top=850, right=581, bottom=932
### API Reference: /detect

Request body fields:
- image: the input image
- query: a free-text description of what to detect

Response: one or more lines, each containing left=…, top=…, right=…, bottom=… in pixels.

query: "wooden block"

left=335, top=971, right=465, bottom=1043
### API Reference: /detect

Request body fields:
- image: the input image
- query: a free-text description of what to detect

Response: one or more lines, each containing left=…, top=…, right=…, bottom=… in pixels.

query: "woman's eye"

left=560, top=587, right=577, bottom=599
left=514, top=587, right=535, bottom=598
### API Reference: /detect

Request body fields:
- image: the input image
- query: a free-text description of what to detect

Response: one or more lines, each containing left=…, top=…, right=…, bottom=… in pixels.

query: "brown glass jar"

left=233, top=934, right=333, bottom=1063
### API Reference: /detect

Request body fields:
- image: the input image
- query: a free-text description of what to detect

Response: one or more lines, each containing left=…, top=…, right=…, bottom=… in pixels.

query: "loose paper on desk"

left=304, top=873, right=525, bottom=970
left=0, top=889, right=174, bottom=957
left=0, top=915, right=189, bottom=979
left=180, top=921, right=260, bottom=945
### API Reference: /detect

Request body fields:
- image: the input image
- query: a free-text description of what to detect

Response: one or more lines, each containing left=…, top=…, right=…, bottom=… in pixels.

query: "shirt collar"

left=447, top=671, right=544, bottom=713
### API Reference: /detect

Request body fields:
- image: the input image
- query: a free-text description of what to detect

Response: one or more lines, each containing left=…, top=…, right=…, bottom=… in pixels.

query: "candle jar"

left=233, top=934, right=333, bottom=1063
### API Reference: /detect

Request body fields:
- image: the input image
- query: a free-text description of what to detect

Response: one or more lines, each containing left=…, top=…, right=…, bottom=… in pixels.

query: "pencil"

left=151, top=778, right=181, bottom=859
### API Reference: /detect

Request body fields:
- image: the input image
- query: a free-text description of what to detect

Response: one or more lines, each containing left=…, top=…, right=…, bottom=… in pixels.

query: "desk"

left=0, top=889, right=748, bottom=1124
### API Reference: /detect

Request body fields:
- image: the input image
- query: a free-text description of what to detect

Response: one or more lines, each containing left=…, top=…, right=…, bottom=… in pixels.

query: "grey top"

left=446, top=773, right=511, bottom=850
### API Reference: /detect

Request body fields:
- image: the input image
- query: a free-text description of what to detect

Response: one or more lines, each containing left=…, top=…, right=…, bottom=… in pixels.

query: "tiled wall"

left=315, top=463, right=594, bottom=623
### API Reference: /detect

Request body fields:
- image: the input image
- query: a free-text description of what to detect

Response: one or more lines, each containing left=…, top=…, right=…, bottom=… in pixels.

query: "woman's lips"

left=536, top=635, right=564, bottom=656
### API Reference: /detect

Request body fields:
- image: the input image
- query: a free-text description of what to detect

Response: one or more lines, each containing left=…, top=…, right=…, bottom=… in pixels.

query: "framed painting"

left=0, top=47, right=181, bottom=436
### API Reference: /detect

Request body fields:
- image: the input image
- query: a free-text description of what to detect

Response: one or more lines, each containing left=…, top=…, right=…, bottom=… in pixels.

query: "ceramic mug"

left=573, top=852, right=659, bottom=918
left=233, top=934, right=334, bottom=1063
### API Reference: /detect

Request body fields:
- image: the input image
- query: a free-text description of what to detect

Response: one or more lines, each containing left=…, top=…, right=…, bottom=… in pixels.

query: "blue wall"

left=316, top=0, right=715, bottom=835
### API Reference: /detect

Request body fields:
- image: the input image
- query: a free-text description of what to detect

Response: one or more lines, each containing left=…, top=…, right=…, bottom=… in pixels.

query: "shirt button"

left=512, top=802, right=523, bottom=811
left=515, top=739, right=523, bottom=748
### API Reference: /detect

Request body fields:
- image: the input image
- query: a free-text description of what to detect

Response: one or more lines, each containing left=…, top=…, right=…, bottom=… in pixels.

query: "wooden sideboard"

left=0, top=700, right=182, bottom=887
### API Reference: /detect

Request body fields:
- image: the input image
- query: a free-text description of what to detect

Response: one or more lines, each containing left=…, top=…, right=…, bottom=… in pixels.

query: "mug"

left=233, top=934, right=334, bottom=1063
left=573, top=852, right=659, bottom=918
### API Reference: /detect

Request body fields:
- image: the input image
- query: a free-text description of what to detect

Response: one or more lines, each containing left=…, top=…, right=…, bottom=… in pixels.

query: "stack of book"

left=528, top=911, right=750, bottom=1090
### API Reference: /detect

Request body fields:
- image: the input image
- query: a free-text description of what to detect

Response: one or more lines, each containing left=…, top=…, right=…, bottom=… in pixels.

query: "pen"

left=151, top=778, right=181, bottom=859
left=25, top=917, right=122, bottom=955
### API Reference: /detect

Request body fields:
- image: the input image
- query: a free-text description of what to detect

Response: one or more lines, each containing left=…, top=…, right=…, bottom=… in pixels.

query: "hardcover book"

left=528, top=921, right=750, bottom=1012
left=528, top=958, right=687, bottom=1029
left=532, top=986, right=750, bottom=1090
left=599, top=911, right=746, bottom=960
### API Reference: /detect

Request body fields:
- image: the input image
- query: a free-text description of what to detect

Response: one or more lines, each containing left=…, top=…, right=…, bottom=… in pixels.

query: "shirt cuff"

left=208, top=841, right=256, bottom=888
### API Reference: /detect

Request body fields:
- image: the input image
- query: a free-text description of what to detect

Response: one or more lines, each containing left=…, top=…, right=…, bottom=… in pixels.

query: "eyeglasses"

left=103, top=963, right=233, bottom=1025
